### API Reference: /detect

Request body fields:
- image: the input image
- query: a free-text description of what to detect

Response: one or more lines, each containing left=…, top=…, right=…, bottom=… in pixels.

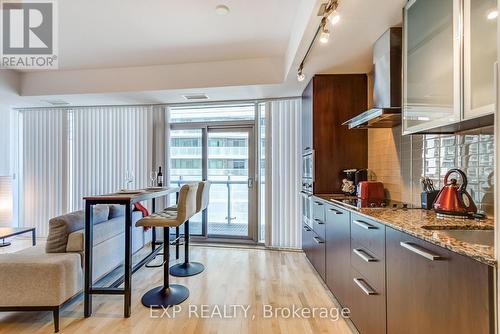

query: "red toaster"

left=357, top=181, right=385, bottom=201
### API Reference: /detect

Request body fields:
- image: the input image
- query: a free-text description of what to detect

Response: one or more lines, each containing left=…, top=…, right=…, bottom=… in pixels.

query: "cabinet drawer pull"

left=303, top=225, right=311, bottom=232
left=353, top=220, right=377, bottom=230
left=313, top=236, right=325, bottom=244
left=400, top=242, right=441, bottom=261
left=353, top=278, right=377, bottom=295
left=328, top=208, right=343, bottom=215
left=353, top=248, right=377, bottom=262
left=314, top=201, right=323, bottom=206
left=314, top=218, right=325, bottom=225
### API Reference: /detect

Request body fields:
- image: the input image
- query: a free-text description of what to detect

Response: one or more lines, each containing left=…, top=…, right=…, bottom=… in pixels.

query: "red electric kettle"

left=433, top=169, right=477, bottom=217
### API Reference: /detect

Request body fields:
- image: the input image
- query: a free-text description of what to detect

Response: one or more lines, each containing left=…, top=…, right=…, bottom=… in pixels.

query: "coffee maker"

left=342, top=169, right=368, bottom=196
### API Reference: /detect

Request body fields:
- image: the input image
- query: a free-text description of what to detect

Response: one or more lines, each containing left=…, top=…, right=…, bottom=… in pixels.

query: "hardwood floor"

left=0, top=243, right=354, bottom=334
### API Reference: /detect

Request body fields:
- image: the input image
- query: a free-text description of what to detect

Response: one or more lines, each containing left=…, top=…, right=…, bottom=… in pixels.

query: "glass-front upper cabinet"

left=463, top=0, right=497, bottom=119
left=403, top=0, right=461, bottom=134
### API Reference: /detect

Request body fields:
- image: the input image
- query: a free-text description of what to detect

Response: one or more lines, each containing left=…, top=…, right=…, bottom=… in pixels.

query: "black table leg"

left=84, top=202, right=94, bottom=318
left=32, top=229, right=36, bottom=246
left=0, top=238, right=10, bottom=247
left=124, top=203, right=132, bottom=318
left=151, top=198, right=156, bottom=251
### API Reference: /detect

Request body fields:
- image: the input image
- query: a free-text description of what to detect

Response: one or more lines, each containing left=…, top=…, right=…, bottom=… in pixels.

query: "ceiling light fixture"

left=487, top=10, right=498, bottom=20
left=296, top=1, right=340, bottom=83
left=328, top=10, right=340, bottom=25
left=215, top=4, right=230, bottom=16
left=297, top=66, right=306, bottom=82
left=319, top=20, right=330, bottom=44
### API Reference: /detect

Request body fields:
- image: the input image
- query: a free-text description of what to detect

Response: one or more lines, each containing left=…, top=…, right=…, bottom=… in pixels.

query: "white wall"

left=0, top=107, right=10, bottom=176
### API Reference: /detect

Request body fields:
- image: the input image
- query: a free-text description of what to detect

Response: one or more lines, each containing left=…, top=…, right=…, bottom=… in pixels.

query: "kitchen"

left=301, top=0, right=497, bottom=333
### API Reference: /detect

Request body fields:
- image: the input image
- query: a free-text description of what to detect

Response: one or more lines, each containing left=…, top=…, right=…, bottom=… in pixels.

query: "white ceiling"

left=58, top=0, right=301, bottom=70
left=1, top=0, right=407, bottom=107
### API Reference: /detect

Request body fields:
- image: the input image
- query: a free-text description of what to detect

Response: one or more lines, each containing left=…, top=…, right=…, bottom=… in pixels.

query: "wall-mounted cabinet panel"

left=464, top=0, right=498, bottom=119
left=403, top=0, right=461, bottom=134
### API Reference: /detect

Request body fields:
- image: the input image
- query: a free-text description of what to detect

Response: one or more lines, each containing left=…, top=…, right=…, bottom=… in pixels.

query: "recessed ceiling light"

left=215, top=5, right=230, bottom=16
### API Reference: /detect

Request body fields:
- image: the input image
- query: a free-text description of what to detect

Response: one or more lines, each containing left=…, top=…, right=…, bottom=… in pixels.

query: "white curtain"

left=19, top=109, right=68, bottom=237
left=267, top=99, right=302, bottom=249
left=18, top=105, right=166, bottom=237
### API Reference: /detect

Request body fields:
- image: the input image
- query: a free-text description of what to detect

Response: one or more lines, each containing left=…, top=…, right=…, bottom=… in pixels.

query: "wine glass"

left=149, top=171, right=157, bottom=187
left=124, top=170, right=135, bottom=190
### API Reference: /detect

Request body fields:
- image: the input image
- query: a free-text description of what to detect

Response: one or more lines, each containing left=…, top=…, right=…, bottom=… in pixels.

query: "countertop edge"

left=313, top=195, right=496, bottom=267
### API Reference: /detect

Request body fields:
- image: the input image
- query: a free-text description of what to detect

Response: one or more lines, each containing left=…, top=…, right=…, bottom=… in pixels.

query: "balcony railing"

left=171, top=176, right=248, bottom=232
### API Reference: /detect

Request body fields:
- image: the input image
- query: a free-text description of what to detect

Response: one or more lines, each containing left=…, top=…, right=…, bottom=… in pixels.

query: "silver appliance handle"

left=353, top=278, right=377, bottom=295
left=314, top=218, right=325, bottom=225
left=313, top=236, right=324, bottom=244
left=400, top=242, right=441, bottom=261
left=353, top=248, right=377, bottom=262
left=352, top=220, right=377, bottom=230
left=328, top=208, right=343, bottom=215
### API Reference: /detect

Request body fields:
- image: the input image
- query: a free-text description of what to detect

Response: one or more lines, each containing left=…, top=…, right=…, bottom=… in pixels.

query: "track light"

left=297, top=67, right=305, bottom=82
left=328, top=10, right=340, bottom=25
left=319, top=24, right=330, bottom=44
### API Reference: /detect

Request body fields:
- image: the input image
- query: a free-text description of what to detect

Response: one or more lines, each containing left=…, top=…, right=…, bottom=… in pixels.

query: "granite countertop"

left=315, top=194, right=496, bottom=266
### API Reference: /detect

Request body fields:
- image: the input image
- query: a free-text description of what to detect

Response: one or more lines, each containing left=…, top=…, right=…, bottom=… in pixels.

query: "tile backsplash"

left=368, top=126, right=495, bottom=217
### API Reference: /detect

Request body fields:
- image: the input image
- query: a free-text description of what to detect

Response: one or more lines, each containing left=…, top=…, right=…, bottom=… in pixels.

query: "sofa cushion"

left=66, top=211, right=143, bottom=253
left=109, top=204, right=125, bottom=219
left=0, top=246, right=82, bottom=307
left=46, top=205, right=110, bottom=253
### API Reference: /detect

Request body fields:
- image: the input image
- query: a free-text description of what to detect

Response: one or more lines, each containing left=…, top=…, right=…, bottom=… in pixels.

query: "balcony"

left=170, top=176, right=249, bottom=237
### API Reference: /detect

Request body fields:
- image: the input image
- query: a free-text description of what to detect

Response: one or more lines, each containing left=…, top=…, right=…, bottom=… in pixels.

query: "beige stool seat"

left=136, top=210, right=181, bottom=228
left=134, top=183, right=198, bottom=308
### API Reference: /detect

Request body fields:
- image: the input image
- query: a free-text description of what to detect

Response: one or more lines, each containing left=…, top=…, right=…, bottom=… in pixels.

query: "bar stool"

left=170, top=181, right=211, bottom=277
left=135, top=183, right=198, bottom=307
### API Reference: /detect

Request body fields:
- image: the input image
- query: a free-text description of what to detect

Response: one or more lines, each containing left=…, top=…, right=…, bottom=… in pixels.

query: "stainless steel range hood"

left=344, top=27, right=402, bottom=129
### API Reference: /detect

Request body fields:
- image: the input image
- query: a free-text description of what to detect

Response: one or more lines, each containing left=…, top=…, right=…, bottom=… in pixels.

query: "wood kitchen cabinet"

left=325, top=203, right=351, bottom=308
left=302, top=223, right=313, bottom=262
left=349, top=214, right=386, bottom=334
left=301, top=75, right=368, bottom=194
left=386, top=227, right=494, bottom=334
left=310, top=229, right=326, bottom=281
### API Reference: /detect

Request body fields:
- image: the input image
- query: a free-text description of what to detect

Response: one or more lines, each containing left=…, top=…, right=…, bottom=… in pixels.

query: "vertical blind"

left=20, top=109, right=68, bottom=237
left=19, top=106, right=165, bottom=237
left=69, top=106, right=156, bottom=211
left=268, top=99, right=302, bottom=249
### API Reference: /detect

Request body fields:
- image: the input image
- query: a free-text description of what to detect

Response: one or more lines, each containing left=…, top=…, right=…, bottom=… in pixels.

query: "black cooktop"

left=335, top=197, right=417, bottom=210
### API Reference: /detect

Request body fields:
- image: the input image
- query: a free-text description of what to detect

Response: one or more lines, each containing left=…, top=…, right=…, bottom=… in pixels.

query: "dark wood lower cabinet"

left=302, top=223, right=313, bottom=262
left=386, top=227, right=494, bottom=334
left=310, top=230, right=326, bottom=280
left=349, top=267, right=386, bottom=334
left=325, top=204, right=351, bottom=307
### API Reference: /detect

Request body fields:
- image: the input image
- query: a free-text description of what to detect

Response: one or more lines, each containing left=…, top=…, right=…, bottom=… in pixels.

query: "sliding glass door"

left=207, top=128, right=255, bottom=238
left=169, top=124, right=257, bottom=241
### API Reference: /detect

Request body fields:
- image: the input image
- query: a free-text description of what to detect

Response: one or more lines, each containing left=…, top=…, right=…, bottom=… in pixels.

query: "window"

left=233, top=160, right=245, bottom=169
left=170, top=104, right=255, bottom=123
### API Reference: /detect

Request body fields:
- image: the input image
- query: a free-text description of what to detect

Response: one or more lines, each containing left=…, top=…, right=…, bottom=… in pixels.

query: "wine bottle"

left=157, top=166, right=163, bottom=187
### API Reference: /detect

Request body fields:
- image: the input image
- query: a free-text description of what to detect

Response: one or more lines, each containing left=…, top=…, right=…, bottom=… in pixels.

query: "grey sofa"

left=0, top=205, right=148, bottom=332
